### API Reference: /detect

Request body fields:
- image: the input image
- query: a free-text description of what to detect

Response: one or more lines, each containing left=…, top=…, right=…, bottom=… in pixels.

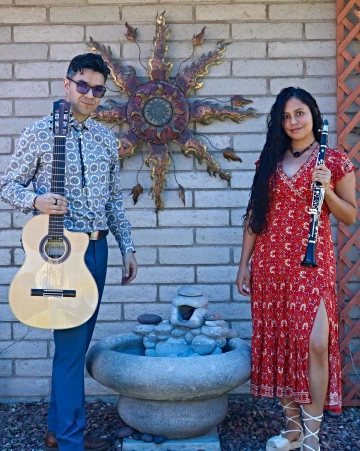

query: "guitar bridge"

left=31, top=289, right=76, bottom=298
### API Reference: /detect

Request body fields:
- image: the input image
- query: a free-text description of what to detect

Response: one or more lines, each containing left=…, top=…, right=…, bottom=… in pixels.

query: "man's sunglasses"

left=67, top=77, right=106, bottom=98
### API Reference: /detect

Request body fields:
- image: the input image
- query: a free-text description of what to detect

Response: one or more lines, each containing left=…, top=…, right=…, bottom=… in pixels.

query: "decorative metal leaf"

left=130, top=183, right=143, bottom=205
left=192, top=27, right=206, bottom=47
left=125, top=22, right=137, bottom=42
left=222, top=147, right=242, bottom=163
left=178, top=184, right=186, bottom=206
left=231, top=95, right=253, bottom=107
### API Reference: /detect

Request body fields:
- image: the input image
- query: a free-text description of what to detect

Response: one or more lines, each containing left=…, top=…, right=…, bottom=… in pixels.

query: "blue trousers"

left=47, top=238, right=108, bottom=451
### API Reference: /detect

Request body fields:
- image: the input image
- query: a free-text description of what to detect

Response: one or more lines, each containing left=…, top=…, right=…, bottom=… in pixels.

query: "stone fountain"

left=86, top=286, right=251, bottom=446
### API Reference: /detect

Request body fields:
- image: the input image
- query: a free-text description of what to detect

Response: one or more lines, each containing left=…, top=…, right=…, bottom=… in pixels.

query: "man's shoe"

left=45, top=431, right=110, bottom=451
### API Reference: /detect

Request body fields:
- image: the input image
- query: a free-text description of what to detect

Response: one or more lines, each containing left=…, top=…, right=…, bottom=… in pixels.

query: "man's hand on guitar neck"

left=34, top=193, right=68, bottom=215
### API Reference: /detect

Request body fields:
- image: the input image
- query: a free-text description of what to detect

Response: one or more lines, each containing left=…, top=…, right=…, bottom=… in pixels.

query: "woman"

left=236, top=87, right=356, bottom=451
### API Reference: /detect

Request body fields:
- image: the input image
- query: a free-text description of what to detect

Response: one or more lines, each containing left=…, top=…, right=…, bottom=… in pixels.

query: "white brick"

left=97, top=303, right=121, bottom=321
left=315, top=96, right=337, bottom=114
left=197, top=265, right=238, bottom=283
left=15, top=99, right=52, bottom=118
left=92, top=321, right=138, bottom=339
left=0, top=82, right=48, bottom=99
left=131, top=228, right=193, bottom=246
left=158, top=209, right=229, bottom=227
left=196, top=115, right=266, bottom=133
left=306, top=59, right=336, bottom=76
left=233, top=133, right=266, bottom=151
left=198, top=76, right=267, bottom=97
left=233, top=59, right=303, bottom=77
left=305, top=23, right=336, bottom=40
left=102, top=284, right=157, bottom=303
left=269, top=41, right=336, bottom=58
left=160, top=246, right=230, bottom=265
left=0, top=322, right=11, bottom=339
left=123, top=42, right=192, bottom=60
left=88, top=22, right=228, bottom=44
left=115, top=266, right=195, bottom=285
left=196, top=228, right=241, bottom=245
left=0, top=285, right=9, bottom=303
left=230, top=321, right=252, bottom=339
left=0, top=44, right=48, bottom=61
left=109, top=246, right=156, bottom=266
left=195, top=189, right=250, bottom=208
left=270, top=78, right=336, bottom=96
left=50, top=6, right=120, bottom=23
left=122, top=5, right=192, bottom=22
left=15, top=359, right=53, bottom=377
left=123, top=188, right=193, bottom=210
left=13, top=323, right=52, bottom=340
left=0, top=340, right=47, bottom=358
left=124, top=302, right=172, bottom=320
left=231, top=210, right=247, bottom=226
left=0, top=26, right=11, bottom=42
left=0, top=360, right=12, bottom=376
left=0, top=248, right=11, bottom=265
left=232, top=23, right=302, bottom=40
left=14, top=25, right=84, bottom=43
left=0, top=63, right=11, bottom=79
left=50, top=43, right=89, bottom=61
left=231, top=170, right=255, bottom=189
left=120, top=210, right=156, bottom=228
left=0, top=101, right=12, bottom=117
left=196, top=4, right=266, bottom=21
left=0, top=118, right=35, bottom=136
left=0, top=304, right=16, bottom=322
left=0, top=267, right=18, bottom=285
left=15, top=62, right=68, bottom=80
left=0, top=378, right=49, bottom=397
left=159, top=284, right=231, bottom=303
left=226, top=42, right=266, bottom=59
left=0, top=230, right=22, bottom=248
left=269, top=4, right=336, bottom=20
left=85, top=377, right=115, bottom=396
left=0, top=7, right=46, bottom=24
left=17, top=0, right=84, bottom=4
left=208, top=301, right=251, bottom=320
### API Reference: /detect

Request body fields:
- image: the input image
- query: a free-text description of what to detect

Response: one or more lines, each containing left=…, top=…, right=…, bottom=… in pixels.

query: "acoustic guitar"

left=9, top=99, right=98, bottom=329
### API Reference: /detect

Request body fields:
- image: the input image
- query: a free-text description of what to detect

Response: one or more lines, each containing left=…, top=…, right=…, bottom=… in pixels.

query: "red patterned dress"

left=250, top=147, right=355, bottom=411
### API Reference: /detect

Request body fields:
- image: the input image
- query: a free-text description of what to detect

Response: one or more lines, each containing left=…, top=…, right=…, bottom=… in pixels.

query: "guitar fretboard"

left=49, top=136, right=66, bottom=239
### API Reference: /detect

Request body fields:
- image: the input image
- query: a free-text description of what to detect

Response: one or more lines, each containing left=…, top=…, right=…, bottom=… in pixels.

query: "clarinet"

left=301, top=119, right=329, bottom=267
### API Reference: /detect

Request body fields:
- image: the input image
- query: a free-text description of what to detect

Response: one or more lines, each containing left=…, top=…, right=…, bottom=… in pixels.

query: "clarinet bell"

left=301, top=243, right=318, bottom=267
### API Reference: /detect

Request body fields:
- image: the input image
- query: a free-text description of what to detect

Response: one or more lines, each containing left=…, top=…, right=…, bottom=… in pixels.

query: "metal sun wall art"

left=88, top=12, right=258, bottom=210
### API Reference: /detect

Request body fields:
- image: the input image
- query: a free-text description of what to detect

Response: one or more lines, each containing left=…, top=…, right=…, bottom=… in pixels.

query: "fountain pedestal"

left=86, top=287, right=251, bottom=439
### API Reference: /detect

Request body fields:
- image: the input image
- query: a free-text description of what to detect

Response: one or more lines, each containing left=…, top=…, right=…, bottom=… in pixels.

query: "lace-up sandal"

left=266, top=402, right=304, bottom=451
left=300, top=406, right=323, bottom=451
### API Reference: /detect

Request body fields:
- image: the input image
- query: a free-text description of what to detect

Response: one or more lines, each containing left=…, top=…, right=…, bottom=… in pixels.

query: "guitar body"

left=9, top=214, right=98, bottom=329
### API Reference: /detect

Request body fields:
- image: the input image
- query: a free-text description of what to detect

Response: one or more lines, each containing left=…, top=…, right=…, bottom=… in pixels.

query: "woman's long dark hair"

left=244, top=87, right=323, bottom=234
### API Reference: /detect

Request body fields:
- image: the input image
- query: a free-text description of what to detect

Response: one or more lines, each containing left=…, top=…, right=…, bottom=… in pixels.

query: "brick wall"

left=0, top=0, right=338, bottom=401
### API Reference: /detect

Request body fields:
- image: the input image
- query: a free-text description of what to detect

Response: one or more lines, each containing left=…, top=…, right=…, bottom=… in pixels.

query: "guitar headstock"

left=50, top=99, right=72, bottom=137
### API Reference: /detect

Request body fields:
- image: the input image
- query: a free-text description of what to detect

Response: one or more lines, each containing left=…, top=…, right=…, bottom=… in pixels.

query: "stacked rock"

left=133, top=286, right=238, bottom=357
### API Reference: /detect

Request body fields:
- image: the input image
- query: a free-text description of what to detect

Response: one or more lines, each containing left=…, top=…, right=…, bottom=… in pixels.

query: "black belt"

left=87, top=230, right=109, bottom=241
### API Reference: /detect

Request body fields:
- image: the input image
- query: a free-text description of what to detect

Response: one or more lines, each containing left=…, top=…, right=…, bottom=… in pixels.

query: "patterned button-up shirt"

left=0, top=115, right=135, bottom=255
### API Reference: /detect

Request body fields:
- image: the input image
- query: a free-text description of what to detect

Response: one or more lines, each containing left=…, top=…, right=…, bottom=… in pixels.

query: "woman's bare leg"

left=302, top=299, right=329, bottom=450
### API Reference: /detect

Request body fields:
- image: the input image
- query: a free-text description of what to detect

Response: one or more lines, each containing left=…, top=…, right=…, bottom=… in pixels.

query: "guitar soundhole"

left=40, top=236, right=71, bottom=263
left=45, top=239, right=66, bottom=259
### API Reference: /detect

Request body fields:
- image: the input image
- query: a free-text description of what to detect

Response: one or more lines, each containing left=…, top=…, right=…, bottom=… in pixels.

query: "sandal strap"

left=281, top=402, right=303, bottom=434
left=300, top=406, right=323, bottom=451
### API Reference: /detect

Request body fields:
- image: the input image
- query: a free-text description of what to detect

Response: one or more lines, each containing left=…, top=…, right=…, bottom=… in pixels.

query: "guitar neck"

left=49, top=136, right=66, bottom=239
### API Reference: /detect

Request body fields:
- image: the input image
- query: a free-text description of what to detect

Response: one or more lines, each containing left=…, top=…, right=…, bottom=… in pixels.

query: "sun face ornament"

left=88, top=12, right=258, bottom=210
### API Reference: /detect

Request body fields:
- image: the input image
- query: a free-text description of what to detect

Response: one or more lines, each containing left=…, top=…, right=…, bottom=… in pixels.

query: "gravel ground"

left=0, top=397, right=359, bottom=451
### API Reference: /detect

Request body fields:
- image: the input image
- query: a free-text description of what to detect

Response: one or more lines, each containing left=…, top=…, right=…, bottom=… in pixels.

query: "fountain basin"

left=86, top=333, right=250, bottom=438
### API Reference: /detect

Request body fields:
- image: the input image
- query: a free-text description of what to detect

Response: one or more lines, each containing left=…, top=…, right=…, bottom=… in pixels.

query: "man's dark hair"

left=66, top=53, right=110, bottom=82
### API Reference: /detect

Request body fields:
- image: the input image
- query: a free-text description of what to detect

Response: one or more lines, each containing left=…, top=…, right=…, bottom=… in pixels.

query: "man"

left=0, top=53, right=138, bottom=451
